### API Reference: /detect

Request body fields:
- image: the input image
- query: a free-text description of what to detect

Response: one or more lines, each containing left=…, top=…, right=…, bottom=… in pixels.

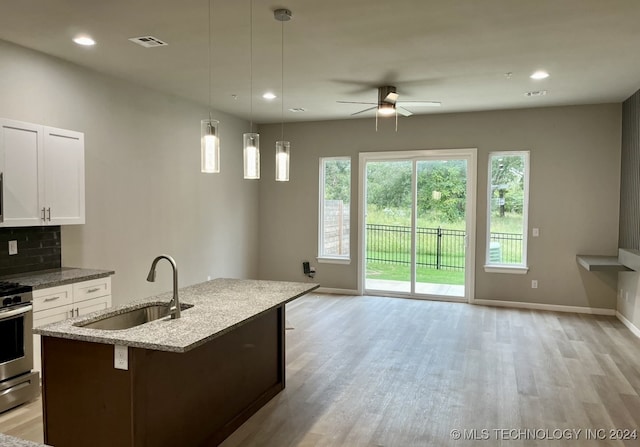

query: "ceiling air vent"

left=524, top=90, right=547, bottom=97
left=128, top=36, right=168, bottom=48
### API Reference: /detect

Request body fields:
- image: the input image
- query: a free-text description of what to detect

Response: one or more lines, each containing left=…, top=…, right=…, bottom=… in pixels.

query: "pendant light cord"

left=249, top=0, right=253, bottom=133
left=208, top=0, right=212, bottom=122
left=280, top=16, right=284, bottom=141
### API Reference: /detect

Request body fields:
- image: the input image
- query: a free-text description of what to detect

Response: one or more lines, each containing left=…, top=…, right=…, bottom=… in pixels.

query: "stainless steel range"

left=0, top=281, right=39, bottom=413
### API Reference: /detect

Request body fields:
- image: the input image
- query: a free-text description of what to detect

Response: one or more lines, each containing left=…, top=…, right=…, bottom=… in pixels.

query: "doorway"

left=358, top=149, right=476, bottom=302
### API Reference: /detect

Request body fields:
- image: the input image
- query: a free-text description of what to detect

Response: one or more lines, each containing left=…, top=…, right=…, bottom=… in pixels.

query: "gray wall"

left=620, top=90, right=640, bottom=249
left=618, top=88, right=640, bottom=329
left=0, top=40, right=259, bottom=305
left=258, top=104, right=621, bottom=309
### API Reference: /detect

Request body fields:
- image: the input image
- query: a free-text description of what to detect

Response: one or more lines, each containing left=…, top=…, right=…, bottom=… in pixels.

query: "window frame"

left=318, top=156, right=351, bottom=264
left=484, top=150, right=530, bottom=274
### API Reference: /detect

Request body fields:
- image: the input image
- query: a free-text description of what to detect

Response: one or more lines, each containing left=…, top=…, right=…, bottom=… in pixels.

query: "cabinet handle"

left=41, top=207, right=46, bottom=221
left=0, top=172, right=4, bottom=223
left=44, top=296, right=60, bottom=302
left=87, top=288, right=101, bottom=293
left=47, top=207, right=51, bottom=221
left=76, top=308, right=80, bottom=317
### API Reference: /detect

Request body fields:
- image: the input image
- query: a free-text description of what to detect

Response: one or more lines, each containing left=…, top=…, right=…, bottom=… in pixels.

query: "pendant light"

left=243, top=0, right=260, bottom=179
left=201, top=0, right=220, bottom=173
left=274, top=8, right=291, bottom=182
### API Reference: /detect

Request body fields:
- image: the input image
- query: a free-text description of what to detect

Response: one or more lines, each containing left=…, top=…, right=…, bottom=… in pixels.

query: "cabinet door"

left=76, top=295, right=111, bottom=316
left=33, top=304, right=74, bottom=373
left=33, top=285, right=73, bottom=313
left=43, top=126, right=85, bottom=225
left=73, top=277, right=111, bottom=303
left=0, top=119, right=44, bottom=226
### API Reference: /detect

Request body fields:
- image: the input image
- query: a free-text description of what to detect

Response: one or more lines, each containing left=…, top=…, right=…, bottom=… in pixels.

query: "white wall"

left=257, top=104, right=621, bottom=310
left=0, top=39, right=259, bottom=305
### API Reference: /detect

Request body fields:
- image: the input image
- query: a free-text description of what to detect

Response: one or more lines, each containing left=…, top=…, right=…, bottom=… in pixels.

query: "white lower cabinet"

left=33, top=277, right=112, bottom=373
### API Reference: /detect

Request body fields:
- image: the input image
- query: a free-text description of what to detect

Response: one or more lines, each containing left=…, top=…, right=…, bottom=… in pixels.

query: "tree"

left=417, top=160, right=467, bottom=222
left=490, top=155, right=524, bottom=215
left=324, top=159, right=351, bottom=203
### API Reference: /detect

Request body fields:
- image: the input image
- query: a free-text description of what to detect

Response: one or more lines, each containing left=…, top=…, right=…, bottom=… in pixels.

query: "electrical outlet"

left=532, top=228, right=539, bottom=237
left=531, top=280, right=538, bottom=289
left=8, top=240, right=17, bottom=255
left=114, top=345, right=128, bottom=370
left=207, top=275, right=211, bottom=281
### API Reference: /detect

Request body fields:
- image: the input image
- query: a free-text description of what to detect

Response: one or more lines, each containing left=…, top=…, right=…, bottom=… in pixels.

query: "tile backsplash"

left=0, top=226, right=61, bottom=277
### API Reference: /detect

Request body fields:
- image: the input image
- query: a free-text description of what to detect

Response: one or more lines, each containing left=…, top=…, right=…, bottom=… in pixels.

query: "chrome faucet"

left=146, top=254, right=181, bottom=319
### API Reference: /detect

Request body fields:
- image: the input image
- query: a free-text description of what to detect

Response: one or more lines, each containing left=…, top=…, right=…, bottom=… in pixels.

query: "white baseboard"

left=616, top=311, right=640, bottom=338
left=474, top=299, right=616, bottom=316
left=315, top=287, right=359, bottom=296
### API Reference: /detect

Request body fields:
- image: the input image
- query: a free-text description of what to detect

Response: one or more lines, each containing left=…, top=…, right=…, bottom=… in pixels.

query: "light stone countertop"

left=34, top=278, right=318, bottom=353
left=0, top=267, right=114, bottom=290
left=0, top=433, right=50, bottom=447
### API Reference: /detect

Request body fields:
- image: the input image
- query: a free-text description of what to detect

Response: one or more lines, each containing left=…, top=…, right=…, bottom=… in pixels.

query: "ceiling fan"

left=337, top=85, right=441, bottom=117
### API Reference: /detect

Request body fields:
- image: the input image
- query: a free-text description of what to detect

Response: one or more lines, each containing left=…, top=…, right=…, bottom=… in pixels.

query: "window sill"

left=484, top=265, right=529, bottom=274
left=317, top=257, right=351, bottom=265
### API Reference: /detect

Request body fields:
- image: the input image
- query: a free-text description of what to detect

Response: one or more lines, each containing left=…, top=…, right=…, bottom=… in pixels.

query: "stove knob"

left=12, top=296, right=22, bottom=304
left=2, top=297, right=12, bottom=306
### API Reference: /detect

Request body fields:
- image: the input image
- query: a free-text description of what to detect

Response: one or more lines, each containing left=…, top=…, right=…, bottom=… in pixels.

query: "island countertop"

left=33, top=278, right=318, bottom=353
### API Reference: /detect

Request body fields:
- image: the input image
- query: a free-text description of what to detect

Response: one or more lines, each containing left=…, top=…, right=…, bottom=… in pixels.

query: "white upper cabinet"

left=0, top=119, right=85, bottom=227
left=0, top=119, right=45, bottom=226
left=43, top=127, right=85, bottom=225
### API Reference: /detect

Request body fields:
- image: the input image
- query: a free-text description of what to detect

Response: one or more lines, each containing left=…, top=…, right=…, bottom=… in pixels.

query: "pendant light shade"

left=243, top=132, right=260, bottom=179
left=275, top=140, right=290, bottom=182
left=201, top=0, right=220, bottom=174
left=201, top=119, right=220, bottom=173
left=274, top=8, right=292, bottom=182
left=243, top=0, right=260, bottom=179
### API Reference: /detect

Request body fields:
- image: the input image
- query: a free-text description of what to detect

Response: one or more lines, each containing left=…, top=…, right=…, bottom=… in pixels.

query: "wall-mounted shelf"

left=576, top=255, right=631, bottom=272
left=618, top=248, right=640, bottom=271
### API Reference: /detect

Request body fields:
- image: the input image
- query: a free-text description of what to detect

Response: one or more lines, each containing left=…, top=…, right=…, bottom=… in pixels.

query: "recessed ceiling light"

left=530, top=70, right=549, bottom=80
left=262, top=92, right=277, bottom=100
left=73, top=35, right=96, bottom=46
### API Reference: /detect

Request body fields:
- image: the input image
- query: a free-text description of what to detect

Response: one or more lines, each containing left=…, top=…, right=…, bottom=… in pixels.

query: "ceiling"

left=1, top=0, right=639, bottom=124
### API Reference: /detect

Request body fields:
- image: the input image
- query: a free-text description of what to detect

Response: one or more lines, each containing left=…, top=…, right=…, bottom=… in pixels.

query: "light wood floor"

left=2, top=293, right=640, bottom=446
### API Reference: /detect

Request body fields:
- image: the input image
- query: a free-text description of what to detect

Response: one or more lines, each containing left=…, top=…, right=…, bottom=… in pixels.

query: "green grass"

left=366, top=206, right=524, bottom=234
left=364, top=206, right=524, bottom=284
left=366, top=262, right=464, bottom=285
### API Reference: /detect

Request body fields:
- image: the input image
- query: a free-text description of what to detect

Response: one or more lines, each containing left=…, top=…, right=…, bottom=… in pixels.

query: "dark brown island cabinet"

left=36, top=279, right=318, bottom=447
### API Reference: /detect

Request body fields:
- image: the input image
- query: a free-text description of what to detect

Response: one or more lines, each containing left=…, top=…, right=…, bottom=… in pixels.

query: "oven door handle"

left=0, top=305, right=32, bottom=320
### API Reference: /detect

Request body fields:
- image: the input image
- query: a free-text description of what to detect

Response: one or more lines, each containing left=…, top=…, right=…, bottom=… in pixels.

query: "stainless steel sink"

left=76, top=303, right=193, bottom=330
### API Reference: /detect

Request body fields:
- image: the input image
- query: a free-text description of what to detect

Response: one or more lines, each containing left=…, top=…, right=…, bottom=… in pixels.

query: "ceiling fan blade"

left=396, top=101, right=441, bottom=107
left=384, top=92, right=399, bottom=104
left=351, top=106, right=378, bottom=116
left=337, top=101, right=377, bottom=105
left=397, top=107, right=413, bottom=117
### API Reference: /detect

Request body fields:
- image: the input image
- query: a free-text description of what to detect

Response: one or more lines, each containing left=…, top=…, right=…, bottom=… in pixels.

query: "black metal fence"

left=366, top=224, right=523, bottom=270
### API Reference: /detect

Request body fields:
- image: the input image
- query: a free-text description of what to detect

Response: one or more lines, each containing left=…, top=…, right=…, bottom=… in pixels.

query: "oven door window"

left=0, top=314, right=25, bottom=363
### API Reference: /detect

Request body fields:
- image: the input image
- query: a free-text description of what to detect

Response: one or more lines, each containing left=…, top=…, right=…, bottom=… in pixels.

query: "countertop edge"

left=31, top=270, right=115, bottom=290
left=35, top=280, right=319, bottom=353
left=0, top=267, right=115, bottom=290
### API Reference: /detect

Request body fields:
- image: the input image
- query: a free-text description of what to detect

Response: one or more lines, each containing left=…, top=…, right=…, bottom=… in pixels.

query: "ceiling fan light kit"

left=337, top=85, right=441, bottom=131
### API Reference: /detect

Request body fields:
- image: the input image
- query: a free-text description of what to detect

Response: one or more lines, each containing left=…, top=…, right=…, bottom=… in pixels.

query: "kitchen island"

left=34, top=278, right=318, bottom=447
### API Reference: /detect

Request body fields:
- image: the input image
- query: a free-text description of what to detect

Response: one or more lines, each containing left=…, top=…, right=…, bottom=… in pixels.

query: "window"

left=485, top=151, right=529, bottom=273
left=318, top=157, right=351, bottom=263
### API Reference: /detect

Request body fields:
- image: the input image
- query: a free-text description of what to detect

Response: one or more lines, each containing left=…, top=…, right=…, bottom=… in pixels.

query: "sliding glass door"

left=360, top=150, right=476, bottom=301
